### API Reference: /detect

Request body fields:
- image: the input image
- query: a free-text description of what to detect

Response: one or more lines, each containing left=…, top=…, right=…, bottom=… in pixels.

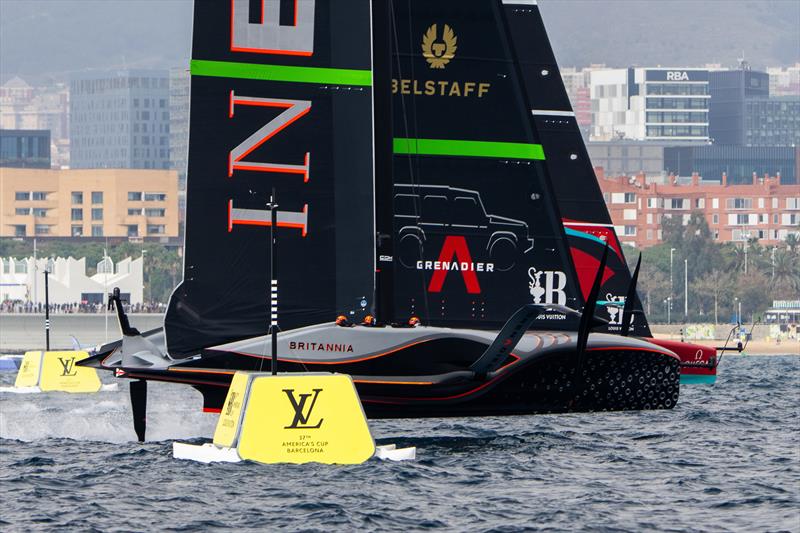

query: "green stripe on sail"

left=191, top=59, right=372, bottom=86
left=393, top=138, right=545, bottom=160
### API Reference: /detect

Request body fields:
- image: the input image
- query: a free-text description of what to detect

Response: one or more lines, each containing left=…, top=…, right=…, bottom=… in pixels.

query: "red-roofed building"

left=595, top=168, right=800, bottom=248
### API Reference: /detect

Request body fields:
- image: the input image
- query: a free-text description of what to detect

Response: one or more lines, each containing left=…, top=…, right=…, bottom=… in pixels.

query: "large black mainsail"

left=165, top=0, right=384, bottom=355
left=503, top=0, right=651, bottom=336
left=389, top=0, right=583, bottom=328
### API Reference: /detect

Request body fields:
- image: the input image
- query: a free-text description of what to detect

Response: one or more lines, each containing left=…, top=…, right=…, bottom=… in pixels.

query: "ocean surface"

left=1, top=355, right=798, bottom=532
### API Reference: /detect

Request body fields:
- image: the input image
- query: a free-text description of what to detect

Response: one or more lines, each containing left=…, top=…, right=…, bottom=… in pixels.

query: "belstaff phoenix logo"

left=283, top=388, right=324, bottom=429
left=58, top=356, right=78, bottom=377
left=422, top=24, right=457, bottom=69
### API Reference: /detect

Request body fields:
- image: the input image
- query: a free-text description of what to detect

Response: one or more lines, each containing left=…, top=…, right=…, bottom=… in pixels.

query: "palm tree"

left=722, top=243, right=747, bottom=273
left=785, top=233, right=799, bottom=254
left=771, top=249, right=800, bottom=295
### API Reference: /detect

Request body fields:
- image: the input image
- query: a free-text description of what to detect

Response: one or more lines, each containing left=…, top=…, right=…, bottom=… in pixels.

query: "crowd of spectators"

left=0, top=299, right=166, bottom=314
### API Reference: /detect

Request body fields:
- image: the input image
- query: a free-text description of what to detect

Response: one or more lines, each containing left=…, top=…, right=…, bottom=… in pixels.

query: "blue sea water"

left=1, top=356, right=798, bottom=532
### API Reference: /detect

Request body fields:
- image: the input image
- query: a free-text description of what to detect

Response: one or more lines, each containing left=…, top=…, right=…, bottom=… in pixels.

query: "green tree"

left=693, top=269, right=734, bottom=324
left=638, top=264, right=670, bottom=322
left=785, top=233, right=799, bottom=253
left=735, top=270, right=772, bottom=324
left=771, top=248, right=800, bottom=295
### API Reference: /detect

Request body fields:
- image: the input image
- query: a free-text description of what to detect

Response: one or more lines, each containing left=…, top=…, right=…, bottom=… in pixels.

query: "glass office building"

left=743, top=96, right=800, bottom=147
left=709, top=69, right=799, bottom=147
left=664, top=145, right=798, bottom=184
left=70, top=70, right=170, bottom=170
left=0, top=129, right=51, bottom=168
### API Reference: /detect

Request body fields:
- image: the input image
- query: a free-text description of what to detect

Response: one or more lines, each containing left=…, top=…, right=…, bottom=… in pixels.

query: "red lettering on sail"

left=428, top=236, right=481, bottom=294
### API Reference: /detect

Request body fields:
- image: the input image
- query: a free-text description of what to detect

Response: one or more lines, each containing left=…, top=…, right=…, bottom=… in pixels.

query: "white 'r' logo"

left=528, top=267, right=567, bottom=305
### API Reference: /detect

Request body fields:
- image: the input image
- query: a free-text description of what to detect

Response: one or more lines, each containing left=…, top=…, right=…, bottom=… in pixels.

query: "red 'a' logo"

left=428, top=236, right=481, bottom=294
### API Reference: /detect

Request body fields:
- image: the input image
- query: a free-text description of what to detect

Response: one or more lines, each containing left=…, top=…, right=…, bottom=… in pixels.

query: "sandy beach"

left=650, top=334, right=799, bottom=356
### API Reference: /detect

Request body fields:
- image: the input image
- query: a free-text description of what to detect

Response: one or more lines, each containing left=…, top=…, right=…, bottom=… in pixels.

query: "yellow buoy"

left=14, top=351, right=43, bottom=388
left=14, top=351, right=102, bottom=393
left=212, top=371, right=251, bottom=449
left=178, top=372, right=377, bottom=464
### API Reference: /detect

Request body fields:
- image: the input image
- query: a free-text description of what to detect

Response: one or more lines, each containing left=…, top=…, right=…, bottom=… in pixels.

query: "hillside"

left=539, top=0, right=800, bottom=68
left=0, top=0, right=798, bottom=83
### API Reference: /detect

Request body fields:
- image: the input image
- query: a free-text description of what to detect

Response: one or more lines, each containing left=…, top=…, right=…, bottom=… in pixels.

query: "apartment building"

left=767, top=64, right=800, bottom=97
left=595, top=168, right=800, bottom=248
left=1, top=77, right=70, bottom=168
left=0, top=167, right=179, bottom=239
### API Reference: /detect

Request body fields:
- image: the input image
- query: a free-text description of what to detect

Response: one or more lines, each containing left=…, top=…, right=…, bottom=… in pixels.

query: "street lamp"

left=670, top=247, right=676, bottom=320
left=667, top=296, right=672, bottom=325
left=669, top=248, right=675, bottom=310
left=141, top=248, right=147, bottom=308
left=771, top=246, right=776, bottom=280
left=744, top=241, right=748, bottom=274
left=734, top=296, right=740, bottom=324
left=684, top=258, right=688, bottom=321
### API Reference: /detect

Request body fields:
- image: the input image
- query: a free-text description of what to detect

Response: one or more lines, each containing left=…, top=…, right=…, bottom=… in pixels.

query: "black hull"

left=361, top=350, right=680, bottom=418
left=115, top=346, right=680, bottom=419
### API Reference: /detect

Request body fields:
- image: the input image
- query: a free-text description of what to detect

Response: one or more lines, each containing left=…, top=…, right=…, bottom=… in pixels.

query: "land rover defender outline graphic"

left=394, top=184, right=534, bottom=271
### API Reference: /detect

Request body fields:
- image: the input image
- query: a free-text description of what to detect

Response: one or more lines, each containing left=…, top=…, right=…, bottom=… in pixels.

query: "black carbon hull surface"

left=360, top=349, right=680, bottom=418
left=115, top=346, right=680, bottom=418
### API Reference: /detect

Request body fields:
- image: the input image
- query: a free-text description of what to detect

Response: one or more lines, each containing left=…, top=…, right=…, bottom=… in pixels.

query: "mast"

left=269, top=188, right=278, bottom=375
left=372, top=0, right=395, bottom=324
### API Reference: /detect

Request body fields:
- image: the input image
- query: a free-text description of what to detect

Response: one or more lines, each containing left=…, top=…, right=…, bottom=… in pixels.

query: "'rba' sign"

left=666, top=71, right=689, bottom=81
left=646, top=69, right=708, bottom=83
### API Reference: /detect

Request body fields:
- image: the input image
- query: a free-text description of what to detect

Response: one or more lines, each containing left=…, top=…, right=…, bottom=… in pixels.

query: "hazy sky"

left=1, top=0, right=798, bottom=82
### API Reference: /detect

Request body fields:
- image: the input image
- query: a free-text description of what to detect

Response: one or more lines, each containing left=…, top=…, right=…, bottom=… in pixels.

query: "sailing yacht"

left=81, top=0, right=682, bottom=429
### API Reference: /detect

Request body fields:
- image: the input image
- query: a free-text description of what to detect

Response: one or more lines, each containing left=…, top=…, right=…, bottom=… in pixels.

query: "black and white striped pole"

left=44, top=269, right=50, bottom=351
left=269, top=187, right=279, bottom=375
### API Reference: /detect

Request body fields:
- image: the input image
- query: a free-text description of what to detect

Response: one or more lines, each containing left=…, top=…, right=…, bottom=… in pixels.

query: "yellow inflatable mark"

left=213, top=372, right=251, bottom=448
left=39, top=351, right=102, bottom=393
left=233, top=373, right=375, bottom=464
left=14, top=351, right=44, bottom=388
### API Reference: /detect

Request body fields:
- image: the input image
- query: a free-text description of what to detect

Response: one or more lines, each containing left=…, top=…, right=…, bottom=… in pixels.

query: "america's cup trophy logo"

left=422, top=24, right=457, bottom=69
left=606, top=293, right=625, bottom=325
left=528, top=267, right=546, bottom=303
